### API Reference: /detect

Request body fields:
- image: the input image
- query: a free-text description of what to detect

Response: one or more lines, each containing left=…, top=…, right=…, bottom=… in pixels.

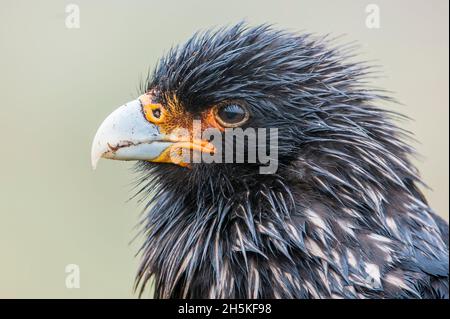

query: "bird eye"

left=214, top=103, right=250, bottom=127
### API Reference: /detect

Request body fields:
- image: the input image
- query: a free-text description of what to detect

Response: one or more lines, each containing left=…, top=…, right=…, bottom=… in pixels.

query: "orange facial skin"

left=202, top=108, right=225, bottom=132
left=138, top=92, right=219, bottom=167
left=140, top=92, right=224, bottom=133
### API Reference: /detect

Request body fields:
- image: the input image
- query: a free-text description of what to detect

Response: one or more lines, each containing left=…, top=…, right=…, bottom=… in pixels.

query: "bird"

left=91, top=23, right=449, bottom=299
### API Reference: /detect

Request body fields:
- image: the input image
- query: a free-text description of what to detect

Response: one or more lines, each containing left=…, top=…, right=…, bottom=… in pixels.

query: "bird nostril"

left=141, top=102, right=166, bottom=124
left=152, top=108, right=161, bottom=119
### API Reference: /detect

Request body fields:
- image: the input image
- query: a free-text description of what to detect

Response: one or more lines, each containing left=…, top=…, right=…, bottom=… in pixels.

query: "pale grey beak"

left=90, top=99, right=172, bottom=169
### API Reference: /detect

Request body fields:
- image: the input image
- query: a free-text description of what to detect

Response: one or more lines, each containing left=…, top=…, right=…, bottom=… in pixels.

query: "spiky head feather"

left=133, top=23, right=449, bottom=299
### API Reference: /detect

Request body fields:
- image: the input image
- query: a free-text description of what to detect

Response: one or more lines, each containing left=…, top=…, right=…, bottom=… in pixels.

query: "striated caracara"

left=91, top=24, right=449, bottom=299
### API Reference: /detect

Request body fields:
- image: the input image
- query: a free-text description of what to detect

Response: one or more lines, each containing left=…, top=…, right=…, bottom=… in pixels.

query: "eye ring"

left=213, top=102, right=250, bottom=128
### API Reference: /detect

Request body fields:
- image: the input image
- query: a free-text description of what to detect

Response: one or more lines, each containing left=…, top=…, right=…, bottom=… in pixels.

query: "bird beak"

left=90, top=98, right=215, bottom=169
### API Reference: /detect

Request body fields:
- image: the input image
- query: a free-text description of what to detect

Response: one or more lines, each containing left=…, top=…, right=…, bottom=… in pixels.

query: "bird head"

left=90, top=24, right=433, bottom=299
left=92, top=23, right=413, bottom=201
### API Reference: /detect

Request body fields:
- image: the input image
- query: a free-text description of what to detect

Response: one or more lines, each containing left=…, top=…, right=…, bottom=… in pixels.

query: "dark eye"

left=214, top=103, right=250, bottom=127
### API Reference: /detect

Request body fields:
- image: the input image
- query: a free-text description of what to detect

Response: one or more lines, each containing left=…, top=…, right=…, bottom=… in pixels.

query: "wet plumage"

left=125, top=24, right=448, bottom=298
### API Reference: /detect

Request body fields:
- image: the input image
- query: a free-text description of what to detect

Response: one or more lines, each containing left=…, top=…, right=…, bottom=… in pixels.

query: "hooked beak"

left=91, top=98, right=215, bottom=169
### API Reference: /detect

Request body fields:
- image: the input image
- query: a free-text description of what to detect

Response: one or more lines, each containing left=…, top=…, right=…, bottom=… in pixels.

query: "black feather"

left=132, top=23, right=448, bottom=299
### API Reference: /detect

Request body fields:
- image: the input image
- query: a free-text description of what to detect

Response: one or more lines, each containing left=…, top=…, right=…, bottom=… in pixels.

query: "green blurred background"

left=0, top=0, right=448, bottom=298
